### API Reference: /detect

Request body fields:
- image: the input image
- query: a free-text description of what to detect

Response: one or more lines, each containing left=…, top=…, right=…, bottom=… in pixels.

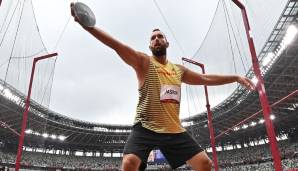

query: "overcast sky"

left=0, top=0, right=287, bottom=126
left=29, top=0, right=221, bottom=125
left=28, top=0, right=289, bottom=127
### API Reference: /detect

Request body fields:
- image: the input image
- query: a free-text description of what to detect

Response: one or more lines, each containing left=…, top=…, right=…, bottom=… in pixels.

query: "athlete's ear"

left=166, top=41, right=169, bottom=48
left=149, top=45, right=153, bottom=51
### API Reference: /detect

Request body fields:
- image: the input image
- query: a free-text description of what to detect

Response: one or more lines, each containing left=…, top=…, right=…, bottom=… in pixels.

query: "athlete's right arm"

left=70, top=3, right=147, bottom=71
left=83, top=27, right=146, bottom=69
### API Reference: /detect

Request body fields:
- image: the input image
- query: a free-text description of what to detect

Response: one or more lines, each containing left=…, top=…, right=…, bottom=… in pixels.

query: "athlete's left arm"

left=177, top=65, right=255, bottom=91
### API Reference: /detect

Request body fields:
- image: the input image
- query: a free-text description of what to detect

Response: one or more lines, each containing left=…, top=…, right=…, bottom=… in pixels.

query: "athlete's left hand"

left=237, top=76, right=256, bottom=91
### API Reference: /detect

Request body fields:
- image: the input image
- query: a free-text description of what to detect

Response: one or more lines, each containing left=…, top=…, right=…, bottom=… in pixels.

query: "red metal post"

left=15, top=53, right=58, bottom=171
left=182, top=57, right=219, bottom=171
left=231, top=0, right=282, bottom=170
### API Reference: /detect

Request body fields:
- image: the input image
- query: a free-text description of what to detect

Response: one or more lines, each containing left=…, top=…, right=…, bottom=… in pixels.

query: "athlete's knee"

left=202, top=158, right=212, bottom=171
left=188, top=152, right=212, bottom=171
left=121, top=154, right=141, bottom=171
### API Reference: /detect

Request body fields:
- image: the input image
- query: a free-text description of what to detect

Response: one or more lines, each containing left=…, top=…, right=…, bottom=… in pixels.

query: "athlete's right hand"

left=70, top=3, right=81, bottom=24
left=71, top=2, right=89, bottom=30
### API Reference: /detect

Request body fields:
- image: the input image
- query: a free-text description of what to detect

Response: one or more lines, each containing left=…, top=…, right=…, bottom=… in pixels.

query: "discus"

left=73, top=2, right=96, bottom=28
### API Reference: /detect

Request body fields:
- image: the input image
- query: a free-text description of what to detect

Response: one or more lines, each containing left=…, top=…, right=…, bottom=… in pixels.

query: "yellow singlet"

left=134, top=57, right=185, bottom=133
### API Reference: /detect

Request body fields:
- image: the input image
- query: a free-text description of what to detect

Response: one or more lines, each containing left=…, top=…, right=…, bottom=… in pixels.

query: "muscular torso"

left=134, top=54, right=184, bottom=89
left=135, top=54, right=150, bottom=89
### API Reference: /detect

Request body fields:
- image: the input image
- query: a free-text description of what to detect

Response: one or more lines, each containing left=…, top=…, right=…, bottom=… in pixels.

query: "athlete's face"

left=149, top=30, right=169, bottom=57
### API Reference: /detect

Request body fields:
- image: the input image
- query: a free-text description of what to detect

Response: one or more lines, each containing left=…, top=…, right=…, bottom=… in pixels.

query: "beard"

left=151, top=46, right=167, bottom=57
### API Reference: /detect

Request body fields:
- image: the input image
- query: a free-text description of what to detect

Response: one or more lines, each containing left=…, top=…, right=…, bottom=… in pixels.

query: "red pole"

left=15, top=53, right=58, bottom=171
left=182, top=57, right=219, bottom=171
left=231, top=0, right=282, bottom=170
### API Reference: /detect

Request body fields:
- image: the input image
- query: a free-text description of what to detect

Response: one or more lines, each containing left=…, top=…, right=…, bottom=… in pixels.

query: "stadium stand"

left=0, top=0, right=298, bottom=171
left=0, top=140, right=297, bottom=170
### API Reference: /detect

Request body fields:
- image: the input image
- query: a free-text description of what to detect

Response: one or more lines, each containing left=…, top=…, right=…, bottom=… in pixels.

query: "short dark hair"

left=152, top=28, right=161, bottom=32
left=151, top=28, right=168, bottom=42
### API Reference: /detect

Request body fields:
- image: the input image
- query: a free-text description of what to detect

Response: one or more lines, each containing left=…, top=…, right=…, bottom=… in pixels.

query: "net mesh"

left=182, top=0, right=290, bottom=170
left=0, top=0, right=56, bottom=107
left=181, top=0, right=288, bottom=119
left=0, top=0, right=57, bottom=167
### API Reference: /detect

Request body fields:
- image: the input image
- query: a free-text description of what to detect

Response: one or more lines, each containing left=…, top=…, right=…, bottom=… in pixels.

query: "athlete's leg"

left=186, top=151, right=212, bottom=171
left=121, top=154, right=142, bottom=171
left=122, top=123, right=155, bottom=171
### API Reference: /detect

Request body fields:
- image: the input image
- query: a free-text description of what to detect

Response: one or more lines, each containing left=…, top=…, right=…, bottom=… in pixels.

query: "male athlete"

left=71, top=3, right=255, bottom=171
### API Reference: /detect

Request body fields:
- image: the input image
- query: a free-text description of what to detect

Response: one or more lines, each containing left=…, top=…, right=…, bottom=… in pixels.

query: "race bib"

left=160, top=85, right=181, bottom=103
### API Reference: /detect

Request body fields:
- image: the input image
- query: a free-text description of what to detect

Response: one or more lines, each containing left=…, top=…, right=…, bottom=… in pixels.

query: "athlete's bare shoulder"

left=175, top=64, right=187, bottom=72
left=133, top=51, right=150, bottom=74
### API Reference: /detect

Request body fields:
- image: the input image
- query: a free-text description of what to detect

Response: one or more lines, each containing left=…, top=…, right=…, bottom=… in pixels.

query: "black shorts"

left=123, top=123, right=204, bottom=170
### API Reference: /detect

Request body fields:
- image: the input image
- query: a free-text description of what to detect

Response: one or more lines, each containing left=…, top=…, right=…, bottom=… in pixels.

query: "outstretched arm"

left=178, top=65, right=255, bottom=91
left=70, top=3, right=147, bottom=71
